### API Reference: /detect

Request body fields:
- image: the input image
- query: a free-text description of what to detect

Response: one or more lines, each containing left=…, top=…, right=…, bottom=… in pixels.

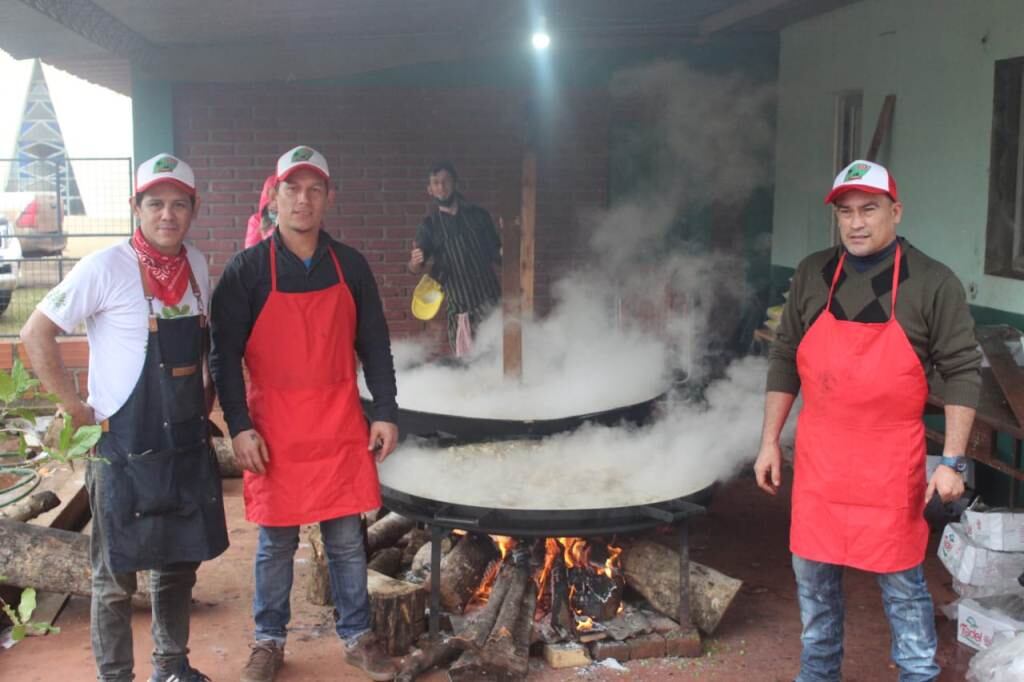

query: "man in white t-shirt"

left=20, top=153, right=228, bottom=682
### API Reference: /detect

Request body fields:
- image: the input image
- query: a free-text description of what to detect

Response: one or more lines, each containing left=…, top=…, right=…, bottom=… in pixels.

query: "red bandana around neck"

left=131, top=229, right=192, bottom=307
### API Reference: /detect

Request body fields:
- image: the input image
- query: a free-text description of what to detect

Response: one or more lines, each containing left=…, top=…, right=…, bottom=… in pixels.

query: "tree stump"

left=306, top=525, right=332, bottom=606
left=367, top=568, right=426, bottom=656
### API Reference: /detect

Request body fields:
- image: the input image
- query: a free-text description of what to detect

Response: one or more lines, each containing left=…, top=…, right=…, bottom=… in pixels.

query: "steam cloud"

left=368, top=62, right=787, bottom=503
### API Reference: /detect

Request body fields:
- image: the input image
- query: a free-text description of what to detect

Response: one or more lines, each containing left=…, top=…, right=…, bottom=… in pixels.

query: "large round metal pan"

left=381, top=484, right=713, bottom=537
left=361, top=393, right=662, bottom=444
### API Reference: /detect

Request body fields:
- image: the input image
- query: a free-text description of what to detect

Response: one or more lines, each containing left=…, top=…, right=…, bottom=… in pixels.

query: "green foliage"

left=0, top=585, right=59, bottom=641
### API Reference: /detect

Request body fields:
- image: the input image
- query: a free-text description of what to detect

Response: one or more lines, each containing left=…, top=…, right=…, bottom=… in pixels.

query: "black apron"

left=93, top=257, right=229, bottom=574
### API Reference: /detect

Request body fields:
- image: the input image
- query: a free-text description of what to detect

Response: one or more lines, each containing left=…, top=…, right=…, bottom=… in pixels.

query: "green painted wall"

left=773, top=0, right=1024, bottom=320
left=131, top=66, right=174, bottom=168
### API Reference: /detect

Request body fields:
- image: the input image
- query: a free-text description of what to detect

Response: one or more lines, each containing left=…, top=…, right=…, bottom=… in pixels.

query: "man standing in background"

left=408, top=160, right=501, bottom=356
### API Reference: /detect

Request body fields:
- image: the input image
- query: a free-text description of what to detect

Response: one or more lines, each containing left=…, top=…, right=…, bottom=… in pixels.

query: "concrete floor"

left=0, top=467, right=975, bottom=681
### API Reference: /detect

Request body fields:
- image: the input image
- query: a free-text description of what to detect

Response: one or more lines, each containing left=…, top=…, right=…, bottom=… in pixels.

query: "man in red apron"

left=22, top=154, right=228, bottom=682
left=210, top=146, right=399, bottom=682
left=753, top=160, right=981, bottom=681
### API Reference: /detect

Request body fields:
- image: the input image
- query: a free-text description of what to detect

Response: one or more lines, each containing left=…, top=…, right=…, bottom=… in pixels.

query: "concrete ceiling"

left=1, top=0, right=859, bottom=95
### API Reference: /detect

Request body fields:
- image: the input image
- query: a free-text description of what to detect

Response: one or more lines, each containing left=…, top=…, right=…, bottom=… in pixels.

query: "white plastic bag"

left=966, top=632, right=1024, bottom=681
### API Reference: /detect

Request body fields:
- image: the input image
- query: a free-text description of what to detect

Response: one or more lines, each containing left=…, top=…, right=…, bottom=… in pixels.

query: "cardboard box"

left=925, top=454, right=975, bottom=489
left=938, top=523, right=1024, bottom=587
left=953, top=578, right=1024, bottom=600
left=963, top=502, right=1024, bottom=552
left=957, top=595, right=1024, bottom=651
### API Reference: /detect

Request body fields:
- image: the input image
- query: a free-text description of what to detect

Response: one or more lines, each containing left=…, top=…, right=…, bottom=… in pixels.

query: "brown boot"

left=240, top=640, right=284, bottom=682
left=344, top=632, right=397, bottom=681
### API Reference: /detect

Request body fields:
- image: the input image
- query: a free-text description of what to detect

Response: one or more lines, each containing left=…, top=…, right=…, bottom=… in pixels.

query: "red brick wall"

left=173, top=83, right=609, bottom=345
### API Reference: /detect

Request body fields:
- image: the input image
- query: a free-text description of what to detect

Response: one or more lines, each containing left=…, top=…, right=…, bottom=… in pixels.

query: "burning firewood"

left=450, top=562, right=516, bottom=651
left=620, top=539, right=742, bottom=635
left=435, top=532, right=499, bottom=613
left=366, top=512, right=417, bottom=555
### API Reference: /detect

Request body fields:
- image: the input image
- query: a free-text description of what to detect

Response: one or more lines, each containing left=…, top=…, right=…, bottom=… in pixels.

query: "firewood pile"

left=306, top=511, right=744, bottom=681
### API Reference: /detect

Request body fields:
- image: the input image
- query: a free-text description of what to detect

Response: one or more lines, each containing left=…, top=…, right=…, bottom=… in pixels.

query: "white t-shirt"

left=37, top=240, right=210, bottom=421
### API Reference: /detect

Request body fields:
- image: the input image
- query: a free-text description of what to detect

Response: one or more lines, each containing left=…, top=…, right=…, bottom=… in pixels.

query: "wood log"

left=399, top=528, right=430, bottom=567
left=411, top=537, right=452, bottom=577
left=1, top=490, right=60, bottom=522
left=366, top=512, right=416, bottom=555
left=211, top=437, right=243, bottom=478
left=437, top=533, right=499, bottom=613
left=0, top=518, right=90, bottom=596
left=367, top=547, right=403, bottom=577
left=394, top=636, right=461, bottom=682
left=549, top=551, right=571, bottom=631
left=620, top=539, right=742, bottom=635
left=479, top=554, right=530, bottom=668
left=451, top=562, right=516, bottom=652
left=305, top=525, right=331, bottom=606
left=367, top=569, right=426, bottom=656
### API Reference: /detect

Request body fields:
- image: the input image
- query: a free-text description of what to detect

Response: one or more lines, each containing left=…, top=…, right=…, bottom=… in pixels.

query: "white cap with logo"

left=135, top=153, right=196, bottom=196
left=824, top=159, right=899, bottom=205
left=276, top=146, right=330, bottom=183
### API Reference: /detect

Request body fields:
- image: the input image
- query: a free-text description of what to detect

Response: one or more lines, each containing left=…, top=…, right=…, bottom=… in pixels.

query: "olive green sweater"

left=767, top=238, right=981, bottom=408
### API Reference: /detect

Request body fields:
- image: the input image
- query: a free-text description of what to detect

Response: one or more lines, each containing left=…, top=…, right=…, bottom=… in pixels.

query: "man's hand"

left=926, top=465, right=965, bottom=504
left=368, top=421, right=399, bottom=463
left=754, top=442, right=784, bottom=495
left=66, top=400, right=95, bottom=430
left=232, top=428, right=270, bottom=474
left=408, top=247, right=425, bottom=274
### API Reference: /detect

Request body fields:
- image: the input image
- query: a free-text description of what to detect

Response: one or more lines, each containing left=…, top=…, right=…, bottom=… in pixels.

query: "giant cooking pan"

left=361, top=392, right=663, bottom=444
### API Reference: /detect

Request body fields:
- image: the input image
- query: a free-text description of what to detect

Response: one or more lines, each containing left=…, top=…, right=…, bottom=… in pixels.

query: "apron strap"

left=133, top=251, right=206, bottom=330
left=269, top=241, right=279, bottom=292
left=134, top=258, right=159, bottom=332
left=326, top=245, right=344, bottom=281
left=825, top=251, right=846, bottom=313
left=826, top=242, right=903, bottom=320
left=890, top=243, right=902, bottom=321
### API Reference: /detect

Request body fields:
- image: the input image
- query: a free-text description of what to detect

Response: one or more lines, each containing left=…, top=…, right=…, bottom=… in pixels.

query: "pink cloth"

left=455, top=312, right=474, bottom=357
left=244, top=174, right=278, bottom=248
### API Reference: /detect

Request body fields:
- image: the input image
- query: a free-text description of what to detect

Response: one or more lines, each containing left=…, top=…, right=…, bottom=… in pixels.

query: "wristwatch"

left=939, top=455, right=968, bottom=474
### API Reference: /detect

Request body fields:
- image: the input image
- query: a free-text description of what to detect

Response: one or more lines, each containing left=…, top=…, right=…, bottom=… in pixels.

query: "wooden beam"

left=519, top=151, right=537, bottom=318
left=866, top=95, right=897, bottom=162
left=502, top=211, right=523, bottom=379
left=699, top=0, right=794, bottom=35
left=975, top=326, right=1024, bottom=429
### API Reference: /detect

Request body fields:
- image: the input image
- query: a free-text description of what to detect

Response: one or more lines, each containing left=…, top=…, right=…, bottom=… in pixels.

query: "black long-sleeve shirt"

left=210, top=230, right=398, bottom=436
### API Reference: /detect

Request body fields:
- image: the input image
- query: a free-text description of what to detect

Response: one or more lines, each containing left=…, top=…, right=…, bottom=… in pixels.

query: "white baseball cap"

left=276, top=145, right=330, bottom=183
left=136, top=153, right=196, bottom=196
left=824, top=159, right=899, bottom=204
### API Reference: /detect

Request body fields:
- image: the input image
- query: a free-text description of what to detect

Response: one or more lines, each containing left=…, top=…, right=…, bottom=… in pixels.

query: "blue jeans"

left=792, top=554, right=939, bottom=682
left=253, top=515, right=370, bottom=643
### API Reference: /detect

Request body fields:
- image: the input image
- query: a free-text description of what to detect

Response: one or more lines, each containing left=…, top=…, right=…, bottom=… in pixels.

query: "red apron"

left=790, top=244, right=929, bottom=573
left=242, top=245, right=381, bottom=526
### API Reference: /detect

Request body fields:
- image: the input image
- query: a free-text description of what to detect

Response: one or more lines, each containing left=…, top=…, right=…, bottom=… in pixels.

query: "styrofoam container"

left=963, top=502, right=1024, bottom=552
left=938, top=523, right=1024, bottom=587
left=958, top=595, right=1024, bottom=651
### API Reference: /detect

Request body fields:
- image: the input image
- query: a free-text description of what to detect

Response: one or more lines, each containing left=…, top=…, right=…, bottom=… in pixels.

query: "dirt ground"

left=1, top=468, right=975, bottom=681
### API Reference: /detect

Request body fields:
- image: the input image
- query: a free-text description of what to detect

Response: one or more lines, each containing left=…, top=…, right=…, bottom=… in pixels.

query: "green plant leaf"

left=11, top=623, right=25, bottom=641
left=0, top=371, right=15, bottom=405
left=12, top=408, right=39, bottom=423
left=10, top=358, right=38, bottom=395
left=66, top=425, right=103, bottom=458
left=36, top=392, right=61, bottom=404
left=58, top=416, right=73, bottom=453
left=17, top=434, right=26, bottom=458
left=17, top=587, right=36, bottom=623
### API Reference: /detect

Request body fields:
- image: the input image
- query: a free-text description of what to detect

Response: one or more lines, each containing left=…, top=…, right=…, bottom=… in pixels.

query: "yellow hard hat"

left=411, top=274, right=444, bottom=320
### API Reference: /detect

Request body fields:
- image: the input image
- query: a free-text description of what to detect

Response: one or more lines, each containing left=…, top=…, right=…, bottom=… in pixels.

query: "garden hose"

left=0, top=464, right=41, bottom=509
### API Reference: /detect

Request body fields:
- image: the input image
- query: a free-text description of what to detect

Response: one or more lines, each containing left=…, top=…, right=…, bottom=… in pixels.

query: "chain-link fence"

left=0, top=157, right=133, bottom=336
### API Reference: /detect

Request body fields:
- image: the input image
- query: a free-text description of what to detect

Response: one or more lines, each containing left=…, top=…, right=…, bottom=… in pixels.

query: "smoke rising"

left=368, top=60, right=783, bottom=500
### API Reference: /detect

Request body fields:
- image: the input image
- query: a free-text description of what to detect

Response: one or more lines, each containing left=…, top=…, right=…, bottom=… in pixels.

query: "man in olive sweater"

left=753, top=160, right=980, bottom=682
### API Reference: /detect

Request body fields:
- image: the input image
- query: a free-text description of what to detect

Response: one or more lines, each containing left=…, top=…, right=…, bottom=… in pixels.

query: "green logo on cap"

left=292, top=147, right=314, bottom=163
left=153, top=156, right=178, bottom=174
left=844, top=162, right=871, bottom=182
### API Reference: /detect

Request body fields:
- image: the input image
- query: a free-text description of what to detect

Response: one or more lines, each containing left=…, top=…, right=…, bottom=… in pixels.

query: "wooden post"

left=866, top=95, right=896, bottom=162
left=519, top=150, right=536, bottom=318
left=502, top=207, right=523, bottom=380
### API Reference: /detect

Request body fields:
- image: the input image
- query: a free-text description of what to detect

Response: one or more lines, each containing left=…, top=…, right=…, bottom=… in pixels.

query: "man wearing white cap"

left=210, top=146, right=398, bottom=681
left=753, top=160, right=981, bottom=681
left=21, top=154, right=228, bottom=682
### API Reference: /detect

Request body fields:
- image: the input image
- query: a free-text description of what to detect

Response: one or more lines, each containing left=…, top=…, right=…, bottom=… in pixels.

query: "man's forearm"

left=20, top=318, right=84, bottom=415
left=943, top=404, right=976, bottom=456
left=760, top=391, right=797, bottom=446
